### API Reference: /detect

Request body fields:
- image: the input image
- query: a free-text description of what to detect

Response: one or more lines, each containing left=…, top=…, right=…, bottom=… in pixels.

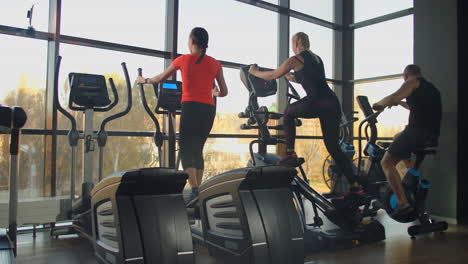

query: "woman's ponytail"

left=190, top=27, right=209, bottom=64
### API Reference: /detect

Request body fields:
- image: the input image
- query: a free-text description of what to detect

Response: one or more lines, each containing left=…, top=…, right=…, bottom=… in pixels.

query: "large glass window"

left=353, top=78, right=409, bottom=138
left=178, top=0, right=278, bottom=69
left=202, top=138, right=276, bottom=181
left=354, top=15, right=413, bottom=79
left=56, top=136, right=159, bottom=196
left=295, top=139, right=328, bottom=193
left=354, top=0, right=413, bottom=23
left=61, top=0, right=166, bottom=49
left=290, top=0, right=333, bottom=22
left=57, top=43, right=165, bottom=132
left=0, top=135, right=10, bottom=201
left=0, top=0, right=49, bottom=31
left=0, top=35, right=47, bottom=129
left=0, top=135, right=44, bottom=201
left=290, top=18, right=333, bottom=78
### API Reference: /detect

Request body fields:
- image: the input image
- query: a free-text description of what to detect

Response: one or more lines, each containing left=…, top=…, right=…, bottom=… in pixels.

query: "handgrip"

left=54, top=55, right=77, bottom=131
left=138, top=68, right=162, bottom=138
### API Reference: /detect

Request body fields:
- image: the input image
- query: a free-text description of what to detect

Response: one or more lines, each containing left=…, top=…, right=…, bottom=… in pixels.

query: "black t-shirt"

left=294, top=50, right=334, bottom=99
left=407, top=77, right=442, bottom=135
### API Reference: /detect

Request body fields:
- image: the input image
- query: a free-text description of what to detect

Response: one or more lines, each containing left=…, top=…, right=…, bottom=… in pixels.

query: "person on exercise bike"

left=372, top=64, right=442, bottom=218
left=137, top=27, right=229, bottom=202
left=249, top=32, right=362, bottom=194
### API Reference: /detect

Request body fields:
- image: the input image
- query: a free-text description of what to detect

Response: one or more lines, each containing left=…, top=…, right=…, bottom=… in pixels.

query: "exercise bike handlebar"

left=54, top=56, right=77, bottom=132
left=357, top=109, right=383, bottom=172
left=339, top=117, right=359, bottom=129
left=99, top=62, right=132, bottom=132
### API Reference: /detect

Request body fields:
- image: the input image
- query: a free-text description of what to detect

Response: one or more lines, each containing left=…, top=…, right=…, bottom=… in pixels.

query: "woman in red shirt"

left=137, top=27, right=228, bottom=202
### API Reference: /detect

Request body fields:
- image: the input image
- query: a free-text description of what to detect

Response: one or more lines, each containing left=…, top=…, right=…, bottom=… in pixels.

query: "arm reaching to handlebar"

left=372, top=78, right=419, bottom=111
left=136, top=64, right=177, bottom=85
left=285, top=72, right=298, bottom=83
left=248, top=56, right=300, bottom=81
left=214, top=67, right=228, bottom=97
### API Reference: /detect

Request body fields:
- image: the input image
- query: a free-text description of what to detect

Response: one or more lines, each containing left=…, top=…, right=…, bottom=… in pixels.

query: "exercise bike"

left=355, top=95, right=448, bottom=238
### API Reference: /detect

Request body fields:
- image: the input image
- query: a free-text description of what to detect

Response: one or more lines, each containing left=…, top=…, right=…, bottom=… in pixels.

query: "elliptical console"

left=155, top=80, right=182, bottom=112
left=69, top=73, right=112, bottom=108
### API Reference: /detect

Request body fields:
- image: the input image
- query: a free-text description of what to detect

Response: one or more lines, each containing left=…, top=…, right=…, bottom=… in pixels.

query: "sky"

left=1, top=0, right=413, bottom=126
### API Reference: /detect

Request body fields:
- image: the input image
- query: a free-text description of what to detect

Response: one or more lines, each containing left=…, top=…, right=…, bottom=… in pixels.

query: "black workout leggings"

left=179, top=101, right=216, bottom=170
left=283, top=96, right=357, bottom=184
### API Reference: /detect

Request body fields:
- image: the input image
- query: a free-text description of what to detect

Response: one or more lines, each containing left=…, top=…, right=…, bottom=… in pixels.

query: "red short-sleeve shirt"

left=172, top=54, right=221, bottom=105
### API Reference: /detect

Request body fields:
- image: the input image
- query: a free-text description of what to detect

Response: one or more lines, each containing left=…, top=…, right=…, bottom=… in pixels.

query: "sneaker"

left=390, top=204, right=415, bottom=220
left=346, top=186, right=365, bottom=197
left=275, top=151, right=299, bottom=167
left=337, top=186, right=367, bottom=207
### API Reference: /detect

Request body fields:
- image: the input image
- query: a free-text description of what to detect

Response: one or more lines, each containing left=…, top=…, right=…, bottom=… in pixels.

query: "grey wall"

left=457, top=0, right=467, bottom=224
left=414, top=0, right=458, bottom=219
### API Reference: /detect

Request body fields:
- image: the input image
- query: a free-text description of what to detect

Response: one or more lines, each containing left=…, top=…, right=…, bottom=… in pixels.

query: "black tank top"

left=294, top=50, right=334, bottom=99
left=407, top=77, right=442, bottom=135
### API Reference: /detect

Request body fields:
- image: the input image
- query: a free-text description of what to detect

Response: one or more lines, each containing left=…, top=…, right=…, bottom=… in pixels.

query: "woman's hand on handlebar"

left=212, top=84, right=220, bottom=97
left=136, top=76, right=147, bottom=84
left=285, top=72, right=296, bottom=82
left=248, top=64, right=259, bottom=75
left=372, top=102, right=386, bottom=111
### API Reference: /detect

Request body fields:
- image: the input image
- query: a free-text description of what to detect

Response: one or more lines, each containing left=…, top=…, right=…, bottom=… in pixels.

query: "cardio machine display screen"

left=162, top=82, right=178, bottom=90
left=78, top=76, right=100, bottom=89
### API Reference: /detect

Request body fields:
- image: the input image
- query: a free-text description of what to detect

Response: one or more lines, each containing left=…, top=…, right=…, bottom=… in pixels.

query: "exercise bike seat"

left=413, top=146, right=437, bottom=155
left=376, top=141, right=392, bottom=149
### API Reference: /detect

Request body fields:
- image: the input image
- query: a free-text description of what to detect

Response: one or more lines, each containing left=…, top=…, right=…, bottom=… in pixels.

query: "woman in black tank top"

left=249, top=32, right=361, bottom=192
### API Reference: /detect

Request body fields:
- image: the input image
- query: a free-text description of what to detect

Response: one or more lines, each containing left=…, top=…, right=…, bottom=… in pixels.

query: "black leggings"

left=179, top=101, right=215, bottom=170
left=283, top=96, right=357, bottom=184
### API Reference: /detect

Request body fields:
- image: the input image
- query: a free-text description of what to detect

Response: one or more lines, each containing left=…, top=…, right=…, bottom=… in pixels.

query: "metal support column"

left=333, top=0, right=354, bottom=140
left=164, top=0, right=179, bottom=168
left=276, top=0, right=290, bottom=157
left=43, top=0, right=61, bottom=196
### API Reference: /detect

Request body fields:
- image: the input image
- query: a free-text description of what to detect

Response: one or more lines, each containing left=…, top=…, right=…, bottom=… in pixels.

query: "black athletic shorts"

left=387, top=126, right=439, bottom=160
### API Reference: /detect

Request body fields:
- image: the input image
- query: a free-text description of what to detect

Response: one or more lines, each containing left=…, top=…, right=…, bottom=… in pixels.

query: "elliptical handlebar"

left=54, top=56, right=77, bottom=132
left=137, top=68, right=161, bottom=135
left=95, top=78, right=119, bottom=112
left=357, top=106, right=383, bottom=174
left=138, top=68, right=164, bottom=167
left=99, top=62, right=132, bottom=132
left=285, top=78, right=301, bottom=101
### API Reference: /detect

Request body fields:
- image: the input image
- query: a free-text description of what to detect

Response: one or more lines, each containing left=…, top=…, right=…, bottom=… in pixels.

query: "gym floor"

left=15, top=215, right=468, bottom=264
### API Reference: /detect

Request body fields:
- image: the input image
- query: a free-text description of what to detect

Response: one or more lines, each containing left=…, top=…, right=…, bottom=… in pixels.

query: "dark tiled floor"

left=16, top=219, right=468, bottom=264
